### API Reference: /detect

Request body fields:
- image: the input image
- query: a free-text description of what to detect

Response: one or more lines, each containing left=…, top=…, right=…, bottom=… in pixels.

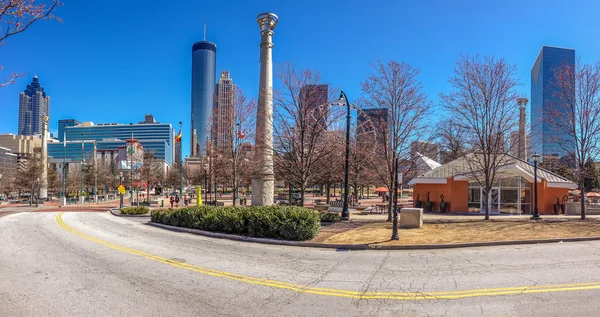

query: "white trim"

left=547, top=182, right=578, bottom=189
left=409, top=178, right=447, bottom=185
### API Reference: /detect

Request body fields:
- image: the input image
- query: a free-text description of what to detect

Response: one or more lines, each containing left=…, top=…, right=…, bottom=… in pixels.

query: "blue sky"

left=1, top=0, right=599, bottom=157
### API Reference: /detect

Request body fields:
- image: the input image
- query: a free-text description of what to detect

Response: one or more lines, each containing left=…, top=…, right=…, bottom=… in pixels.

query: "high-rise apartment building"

left=191, top=39, right=217, bottom=156
left=18, top=76, right=50, bottom=136
left=531, top=46, right=575, bottom=160
left=299, top=84, right=328, bottom=131
left=213, top=71, right=235, bottom=151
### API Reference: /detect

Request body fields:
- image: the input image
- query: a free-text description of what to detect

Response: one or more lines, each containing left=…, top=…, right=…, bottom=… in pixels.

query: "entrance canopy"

left=409, top=153, right=576, bottom=189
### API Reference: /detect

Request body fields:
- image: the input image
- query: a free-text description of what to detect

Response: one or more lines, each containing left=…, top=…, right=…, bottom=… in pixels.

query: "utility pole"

left=179, top=121, right=183, bottom=199
left=129, top=123, right=134, bottom=206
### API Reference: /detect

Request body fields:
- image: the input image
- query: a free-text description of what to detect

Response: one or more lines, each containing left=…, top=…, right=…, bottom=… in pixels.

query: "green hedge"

left=319, top=211, right=341, bottom=223
left=121, top=206, right=150, bottom=215
left=151, top=206, right=320, bottom=241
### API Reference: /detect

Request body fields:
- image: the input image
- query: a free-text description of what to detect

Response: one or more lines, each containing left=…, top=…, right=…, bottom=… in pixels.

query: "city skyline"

left=3, top=1, right=600, bottom=159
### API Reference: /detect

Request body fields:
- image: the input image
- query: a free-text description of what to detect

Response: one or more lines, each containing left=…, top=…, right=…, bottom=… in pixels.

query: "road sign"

left=117, top=185, right=126, bottom=195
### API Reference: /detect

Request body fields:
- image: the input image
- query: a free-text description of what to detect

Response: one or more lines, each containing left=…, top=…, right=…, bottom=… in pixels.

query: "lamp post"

left=61, top=126, right=67, bottom=206
left=80, top=133, right=85, bottom=205
left=93, top=141, right=98, bottom=203
left=391, top=156, right=400, bottom=240
left=129, top=123, right=134, bottom=206
left=203, top=163, right=209, bottom=204
left=531, top=153, right=541, bottom=220
left=339, top=91, right=351, bottom=221
left=233, top=122, right=241, bottom=205
left=179, top=121, right=183, bottom=199
left=36, top=177, right=40, bottom=207
left=119, top=172, right=124, bottom=209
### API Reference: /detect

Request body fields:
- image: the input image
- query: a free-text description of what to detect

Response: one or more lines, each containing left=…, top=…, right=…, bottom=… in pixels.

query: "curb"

left=109, top=208, right=151, bottom=218
left=143, top=221, right=600, bottom=250
left=146, top=222, right=369, bottom=250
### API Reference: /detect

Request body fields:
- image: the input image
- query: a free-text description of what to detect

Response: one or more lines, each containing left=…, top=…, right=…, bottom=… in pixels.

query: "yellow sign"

left=197, top=186, right=202, bottom=206
left=117, top=185, right=126, bottom=195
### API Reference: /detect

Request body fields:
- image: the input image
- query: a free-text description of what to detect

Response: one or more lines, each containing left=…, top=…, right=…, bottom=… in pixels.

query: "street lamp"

left=80, top=133, right=85, bottom=205
left=129, top=123, right=134, bottom=206
left=36, top=177, right=40, bottom=207
left=203, top=163, right=209, bottom=204
left=61, top=125, right=67, bottom=206
left=119, top=171, right=124, bottom=209
left=339, top=91, right=351, bottom=221
left=391, top=156, right=400, bottom=240
left=179, top=121, right=183, bottom=199
left=531, top=153, right=541, bottom=220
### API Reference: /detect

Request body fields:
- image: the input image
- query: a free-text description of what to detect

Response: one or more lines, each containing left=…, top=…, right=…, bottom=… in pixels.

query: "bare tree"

left=1, top=0, right=61, bottom=86
left=361, top=60, right=432, bottom=219
left=548, top=60, right=600, bottom=219
left=437, top=120, right=468, bottom=163
left=440, top=54, right=520, bottom=220
left=271, top=62, right=343, bottom=206
left=230, top=89, right=256, bottom=205
left=140, top=152, right=163, bottom=204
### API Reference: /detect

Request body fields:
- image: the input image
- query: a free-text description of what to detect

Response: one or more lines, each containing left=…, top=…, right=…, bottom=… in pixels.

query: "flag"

left=175, top=129, right=182, bottom=143
left=237, top=130, right=245, bottom=139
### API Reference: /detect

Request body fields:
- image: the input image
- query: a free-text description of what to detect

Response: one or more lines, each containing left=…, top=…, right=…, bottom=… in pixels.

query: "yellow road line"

left=56, top=213, right=600, bottom=300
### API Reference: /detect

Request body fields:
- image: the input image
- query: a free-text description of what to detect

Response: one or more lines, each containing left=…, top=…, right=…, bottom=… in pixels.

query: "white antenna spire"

left=203, top=21, right=206, bottom=41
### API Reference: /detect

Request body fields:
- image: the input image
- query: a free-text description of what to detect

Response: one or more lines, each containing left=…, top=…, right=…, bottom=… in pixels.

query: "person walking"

left=169, top=196, right=174, bottom=208
left=175, top=195, right=180, bottom=207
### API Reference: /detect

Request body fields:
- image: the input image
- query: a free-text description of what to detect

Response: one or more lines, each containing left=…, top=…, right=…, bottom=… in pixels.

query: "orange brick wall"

left=535, top=180, right=569, bottom=215
left=412, top=178, right=468, bottom=212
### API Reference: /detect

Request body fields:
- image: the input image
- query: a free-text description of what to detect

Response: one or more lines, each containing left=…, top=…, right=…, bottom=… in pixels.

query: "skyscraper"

left=191, top=38, right=217, bottom=157
left=18, top=76, right=50, bottom=136
left=299, top=84, right=328, bottom=131
left=531, top=46, right=575, bottom=160
left=213, top=71, right=235, bottom=151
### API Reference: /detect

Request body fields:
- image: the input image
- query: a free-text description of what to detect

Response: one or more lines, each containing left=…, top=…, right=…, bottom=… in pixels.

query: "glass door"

left=490, top=188, right=500, bottom=214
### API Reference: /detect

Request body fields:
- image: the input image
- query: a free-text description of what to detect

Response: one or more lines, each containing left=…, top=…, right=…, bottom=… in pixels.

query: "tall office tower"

left=531, top=46, right=575, bottom=160
left=357, top=108, right=389, bottom=151
left=58, top=119, right=80, bottom=142
left=299, top=84, right=328, bottom=131
left=213, top=71, right=235, bottom=151
left=18, top=76, right=50, bottom=136
left=191, top=36, right=217, bottom=157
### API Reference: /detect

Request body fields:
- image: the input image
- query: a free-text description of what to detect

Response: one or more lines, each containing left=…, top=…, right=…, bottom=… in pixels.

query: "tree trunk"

left=232, top=161, right=237, bottom=207
left=484, top=187, right=491, bottom=221
left=300, top=184, right=306, bottom=207
left=326, top=183, right=330, bottom=204
left=288, top=183, right=293, bottom=205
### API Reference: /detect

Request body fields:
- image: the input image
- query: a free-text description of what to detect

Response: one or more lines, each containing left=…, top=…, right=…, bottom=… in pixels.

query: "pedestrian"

left=169, top=196, right=174, bottom=208
left=175, top=195, right=180, bottom=207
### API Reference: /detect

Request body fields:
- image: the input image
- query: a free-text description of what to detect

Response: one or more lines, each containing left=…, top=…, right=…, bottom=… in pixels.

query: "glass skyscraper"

left=530, top=46, right=575, bottom=159
left=18, top=76, right=50, bottom=136
left=191, top=40, right=217, bottom=156
left=48, top=119, right=174, bottom=166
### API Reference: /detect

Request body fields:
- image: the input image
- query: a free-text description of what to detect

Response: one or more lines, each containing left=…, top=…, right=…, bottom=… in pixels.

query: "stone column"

left=517, top=98, right=528, bottom=161
left=39, top=115, right=49, bottom=201
left=252, top=12, right=278, bottom=206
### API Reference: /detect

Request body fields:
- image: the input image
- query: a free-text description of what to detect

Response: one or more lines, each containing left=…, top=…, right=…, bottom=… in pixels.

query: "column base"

left=251, top=177, right=274, bottom=206
left=79, top=197, right=85, bottom=205
left=60, top=197, right=67, bottom=206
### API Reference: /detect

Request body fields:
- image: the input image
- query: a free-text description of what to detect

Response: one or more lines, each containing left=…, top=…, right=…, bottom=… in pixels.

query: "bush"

left=150, top=206, right=320, bottom=241
left=121, top=206, right=150, bottom=215
left=319, top=211, right=341, bottom=223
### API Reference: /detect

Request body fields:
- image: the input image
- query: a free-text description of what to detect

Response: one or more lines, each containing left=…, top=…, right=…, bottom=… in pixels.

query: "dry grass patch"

left=323, top=220, right=600, bottom=245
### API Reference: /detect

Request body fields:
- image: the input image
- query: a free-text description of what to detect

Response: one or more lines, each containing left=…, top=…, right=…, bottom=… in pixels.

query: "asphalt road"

left=2, top=212, right=600, bottom=317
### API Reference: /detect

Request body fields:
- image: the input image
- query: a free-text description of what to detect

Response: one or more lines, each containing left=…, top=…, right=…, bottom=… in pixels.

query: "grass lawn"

left=323, top=220, right=600, bottom=245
